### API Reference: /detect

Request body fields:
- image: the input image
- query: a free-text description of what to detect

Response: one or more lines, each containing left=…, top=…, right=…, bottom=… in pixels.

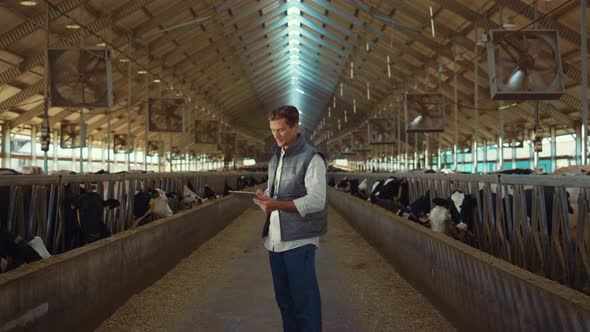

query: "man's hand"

left=253, top=189, right=277, bottom=213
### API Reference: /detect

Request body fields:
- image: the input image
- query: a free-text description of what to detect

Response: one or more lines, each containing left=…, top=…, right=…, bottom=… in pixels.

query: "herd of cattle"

left=330, top=166, right=588, bottom=248
left=0, top=168, right=265, bottom=274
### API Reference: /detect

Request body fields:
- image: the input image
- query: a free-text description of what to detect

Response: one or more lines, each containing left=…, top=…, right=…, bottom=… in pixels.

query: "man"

left=253, top=105, right=327, bottom=332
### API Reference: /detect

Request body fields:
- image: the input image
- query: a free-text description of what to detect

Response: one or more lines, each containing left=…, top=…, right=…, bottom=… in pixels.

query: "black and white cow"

left=224, top=183, right=234, bottom=196
left=64, top=191, right=120, bottom=249
left=368, top=177, right=409, bottom=212
left=429, top=190, right=480, bottom=245
left=335, top=177, right=351, bottom=191
left=0, top=229, right=51, bottom=273
left=203, top=185, right=216, bottom=200
left=182, top=185, right=205, bottom=209
left=397, top=190, right=432, bottom=227
left=327, top=177, right=336, bottom=187
left=132, top=188, right=176, bottom=227
left=357, top=178, right=370, bottom=199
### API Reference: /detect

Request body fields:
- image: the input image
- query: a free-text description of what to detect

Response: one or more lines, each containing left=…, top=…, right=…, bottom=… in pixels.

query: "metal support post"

left=498, top=109, right=505, bottom=170
left=31, top=126, right=37, bottom=166
left=414, top=132, right=419, bottom=169
left=425, top=134, right=430, bottom=169
left=453, top=68, right=459, bottom=171
left=575, top=125, right=582, bottom=165
left=482, top=140, right=488, bottom=173
left=101, top=138, right=106, bottom=171
left=530, top=129, right=535, bottom=167
left=87, top=136, right=93, bottom=173
left=550, top=127, right=557, bottom=172
left=581, top=0, right=588, bottom=165
left=127, top=62, right=132, bottom=171
left=512, top=144, right=517, bottom=169
left=53, top=129, right=59, bottom=171
left=473, top=27, right=480, bottom=174
left=1, top=123, right=9, bottom=168
left=473, top=139, right=479, bottom=173
left=437, top=144, right=442, bottom=169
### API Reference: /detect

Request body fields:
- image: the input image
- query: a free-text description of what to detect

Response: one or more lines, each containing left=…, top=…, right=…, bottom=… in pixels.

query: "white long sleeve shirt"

left=264, top=149, right=326, bottom=252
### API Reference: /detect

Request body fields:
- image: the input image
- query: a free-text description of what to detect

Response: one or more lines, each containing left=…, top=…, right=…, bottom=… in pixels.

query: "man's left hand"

left=254, top=190, right=278, bottom=213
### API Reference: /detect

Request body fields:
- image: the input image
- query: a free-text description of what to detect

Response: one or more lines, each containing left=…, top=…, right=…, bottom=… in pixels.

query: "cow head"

left=183, top=185, right=204, bottom=208
left=432, top=190, right=477, bottom=231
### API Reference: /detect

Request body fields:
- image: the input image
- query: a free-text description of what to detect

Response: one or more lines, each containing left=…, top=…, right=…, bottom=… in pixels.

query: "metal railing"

left=0, top=171, right=266, bottom=255
left=329, top=172, right=590, bottom=294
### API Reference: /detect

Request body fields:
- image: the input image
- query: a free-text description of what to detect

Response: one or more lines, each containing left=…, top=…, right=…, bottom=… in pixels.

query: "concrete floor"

left=96, top=205, right=455, bottom=332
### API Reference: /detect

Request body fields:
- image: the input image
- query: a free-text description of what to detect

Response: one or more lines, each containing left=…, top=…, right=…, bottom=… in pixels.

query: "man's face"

left=270, top=118, right=299, bottom=148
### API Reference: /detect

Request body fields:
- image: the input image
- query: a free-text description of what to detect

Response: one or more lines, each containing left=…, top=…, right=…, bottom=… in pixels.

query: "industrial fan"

left=341, top=134, right=355, bottom=155
left=60, top=121, right=86, bottom=148
left=369, top=119, right=395, bottom=144
left=49, top=48, right=113, bottom=108
left=405, top=93, right=444, bottom=133
left=486, top=29, right=564, bottom=100
left=113, top=134, right=133, bottom=154
left=194, top=120, right=220, bottom=144
left=147, top=141, right=162, bottom=156
left=352, top=125, right=371, bottom=152
left=148, top=97, right=185, bottom=132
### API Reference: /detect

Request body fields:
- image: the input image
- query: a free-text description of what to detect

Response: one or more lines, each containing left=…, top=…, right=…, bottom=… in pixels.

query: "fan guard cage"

left=486, top=29, right=564, bottom=100
left=113, top=134, right=134, bottom=154
left=147, top=141, right=162, bottom=157
left=194, top=120, right=220, bottom=144
left=352, top=124, right=371, bottom=151
left=148, top=97, right=185, bottom=132
left=49, top=47, right=113, bottom=108
left=369, top=118, right=396, bottom=144
left=405, top=93, right=445, bottom=133
left=59, top=122, right=86, bottom=149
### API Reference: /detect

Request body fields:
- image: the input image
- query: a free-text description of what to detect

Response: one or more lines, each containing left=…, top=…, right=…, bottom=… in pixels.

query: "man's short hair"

left=268, top=105, right=299, bottom=128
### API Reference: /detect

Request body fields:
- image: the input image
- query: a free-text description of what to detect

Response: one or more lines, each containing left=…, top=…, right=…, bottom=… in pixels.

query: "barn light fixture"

left=96, top=42, right=106, bottom=47
left=153, top=78, right=161, bottom=83
left=119, top=58, right=129, bottom=63
left=19, top=1, right=37, bottom=6
left=498, top=103, right=517, bottom=110
left=66, top=23, right=81, bottom=29
left=428, top=0, right=436, bottom=38
left=137, top=70, right=147, bottom=74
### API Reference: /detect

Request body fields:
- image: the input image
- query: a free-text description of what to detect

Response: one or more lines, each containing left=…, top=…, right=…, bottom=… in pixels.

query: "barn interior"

left=1, top=1, right=590, bottom=332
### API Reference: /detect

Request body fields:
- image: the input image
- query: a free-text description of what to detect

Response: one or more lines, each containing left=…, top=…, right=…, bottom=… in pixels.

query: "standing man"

left=253, top=105, right=327, bottom=332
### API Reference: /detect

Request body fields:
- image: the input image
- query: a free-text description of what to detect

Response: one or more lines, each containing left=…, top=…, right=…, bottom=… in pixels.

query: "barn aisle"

left=95, top=205, right=454, bottom=332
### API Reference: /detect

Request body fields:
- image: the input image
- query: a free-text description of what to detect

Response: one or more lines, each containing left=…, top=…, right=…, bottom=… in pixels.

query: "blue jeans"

left=269, top=244, right=322, bottom=332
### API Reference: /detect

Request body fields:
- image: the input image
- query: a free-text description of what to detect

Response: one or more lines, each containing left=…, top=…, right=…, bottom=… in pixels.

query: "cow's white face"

left=154, top=189, right=168, bottom=201
left=450, top=191, right=465, bottom=215
left=359, top=179, right=368, bottom=190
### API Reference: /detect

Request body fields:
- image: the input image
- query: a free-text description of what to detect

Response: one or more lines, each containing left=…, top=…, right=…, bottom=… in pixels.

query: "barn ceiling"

left=0, top=0, right=587, bottom=156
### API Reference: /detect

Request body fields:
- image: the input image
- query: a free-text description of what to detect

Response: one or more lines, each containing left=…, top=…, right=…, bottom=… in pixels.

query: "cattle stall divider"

left=0, top=183, right=263, bottom=332
left=0, top=172, right=266, bottom=256
left=328, top=172, right=590, bottom=295
left=328, top=187, right=590, bottom=331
